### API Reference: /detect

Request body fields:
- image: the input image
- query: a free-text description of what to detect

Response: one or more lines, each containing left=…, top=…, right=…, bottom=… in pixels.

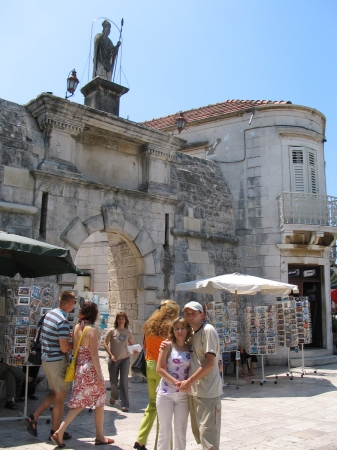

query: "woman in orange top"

left=134, top=300, right=180, bottom=450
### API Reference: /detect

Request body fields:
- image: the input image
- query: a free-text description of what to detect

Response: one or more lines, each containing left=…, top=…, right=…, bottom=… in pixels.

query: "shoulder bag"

left=131, top=335, right=146, bottom=378
left=64, top=326, right=89, bottom=382
left=28, top=314, right=46, bottom=366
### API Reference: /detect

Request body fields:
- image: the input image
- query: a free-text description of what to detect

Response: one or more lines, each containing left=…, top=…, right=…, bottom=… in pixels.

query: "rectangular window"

left=39, top=192, right=48, bottom=239
left=290, top=147, right=317, bottom=194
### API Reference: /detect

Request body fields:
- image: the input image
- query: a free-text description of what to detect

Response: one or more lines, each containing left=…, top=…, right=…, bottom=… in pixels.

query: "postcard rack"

left=1, top=285, right=56, bottom=421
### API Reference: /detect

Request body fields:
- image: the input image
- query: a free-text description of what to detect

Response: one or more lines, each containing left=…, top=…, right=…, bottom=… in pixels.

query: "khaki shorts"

left=42, top=356, right=71, bottom=392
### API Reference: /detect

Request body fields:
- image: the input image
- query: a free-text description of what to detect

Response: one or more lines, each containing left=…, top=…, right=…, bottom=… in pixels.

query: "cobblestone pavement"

left=1, top=355, right=337, bottom=449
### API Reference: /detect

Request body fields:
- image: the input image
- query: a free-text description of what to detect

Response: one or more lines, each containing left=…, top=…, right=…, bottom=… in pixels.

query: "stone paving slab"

left=1, top=357, right=337, bottom=449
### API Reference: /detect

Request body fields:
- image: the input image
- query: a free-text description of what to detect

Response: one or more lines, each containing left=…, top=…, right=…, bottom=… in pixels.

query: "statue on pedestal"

left=92, top=20, right=121, bottom=81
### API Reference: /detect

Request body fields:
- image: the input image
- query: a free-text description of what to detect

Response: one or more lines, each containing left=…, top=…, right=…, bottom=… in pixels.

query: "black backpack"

left=27, top=314, right=46, bottom=366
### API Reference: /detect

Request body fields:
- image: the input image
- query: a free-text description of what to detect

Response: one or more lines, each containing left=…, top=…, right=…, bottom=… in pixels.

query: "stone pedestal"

left=81, top=77, right=129, bottom=116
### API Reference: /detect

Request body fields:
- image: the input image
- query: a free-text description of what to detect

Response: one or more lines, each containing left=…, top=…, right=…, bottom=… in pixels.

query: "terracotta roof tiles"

left=141, top=99, right=292, bottom=130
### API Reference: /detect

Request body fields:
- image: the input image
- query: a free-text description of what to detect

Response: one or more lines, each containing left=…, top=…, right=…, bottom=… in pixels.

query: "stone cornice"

left=37, top=112, right=84, bottom=133
left=30, top=169, right=178, bottom=204
left=171, top=228, right=238, bottom=244
left=0, top=201, right=37, bottom=215
left=276, top=126, right=324, bottom=143
left=25, top=93, right=185, bottom=153
left=141, top=143, right=176, bottom=161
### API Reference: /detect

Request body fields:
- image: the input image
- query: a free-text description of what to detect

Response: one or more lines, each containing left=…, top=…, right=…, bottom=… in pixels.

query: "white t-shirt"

left=189, top=323, right=223, bottom=398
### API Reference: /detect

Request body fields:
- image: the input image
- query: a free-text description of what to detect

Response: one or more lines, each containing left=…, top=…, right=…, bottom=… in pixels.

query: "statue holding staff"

left=92, top=20, right=121, bottom=81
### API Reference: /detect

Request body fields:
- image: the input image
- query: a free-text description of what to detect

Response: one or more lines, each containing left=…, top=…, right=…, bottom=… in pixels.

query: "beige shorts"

left=42, top=356, right=71, bottom=392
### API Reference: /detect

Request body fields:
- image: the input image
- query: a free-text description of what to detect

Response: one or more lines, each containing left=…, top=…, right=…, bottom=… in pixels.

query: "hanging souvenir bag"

left=64, top=326, right=88, bottom=382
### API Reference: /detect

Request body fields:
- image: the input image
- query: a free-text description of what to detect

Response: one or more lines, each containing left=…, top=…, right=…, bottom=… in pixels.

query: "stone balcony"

left=277, top=192, right=337, bottom=258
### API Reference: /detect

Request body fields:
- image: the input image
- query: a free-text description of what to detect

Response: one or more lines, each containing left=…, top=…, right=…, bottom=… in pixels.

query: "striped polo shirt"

left=41, top=308, right=70, bottom=362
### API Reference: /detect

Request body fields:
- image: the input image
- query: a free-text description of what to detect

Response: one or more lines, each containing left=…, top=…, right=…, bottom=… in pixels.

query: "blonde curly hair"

left=143, top=300, right=180, bottom=337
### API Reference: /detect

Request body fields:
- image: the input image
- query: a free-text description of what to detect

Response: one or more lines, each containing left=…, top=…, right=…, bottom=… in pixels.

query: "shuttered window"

left=290, top=147, right=318, bottom=193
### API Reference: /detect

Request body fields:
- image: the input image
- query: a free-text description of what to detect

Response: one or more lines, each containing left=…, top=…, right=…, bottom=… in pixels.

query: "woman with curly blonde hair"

left=134, top=300, right=180, bottom=450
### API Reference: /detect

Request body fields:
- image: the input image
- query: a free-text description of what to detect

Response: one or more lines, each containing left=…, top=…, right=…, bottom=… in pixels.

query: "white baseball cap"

left=182, top=301, right=203, bottom=312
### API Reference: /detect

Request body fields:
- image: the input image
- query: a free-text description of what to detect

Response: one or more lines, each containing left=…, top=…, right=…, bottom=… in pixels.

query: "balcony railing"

left=278, top=192, right=337, bottom=227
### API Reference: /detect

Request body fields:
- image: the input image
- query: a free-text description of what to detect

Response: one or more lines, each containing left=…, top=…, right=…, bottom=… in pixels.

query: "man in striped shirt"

left=24, top=291, right=75, bottom=440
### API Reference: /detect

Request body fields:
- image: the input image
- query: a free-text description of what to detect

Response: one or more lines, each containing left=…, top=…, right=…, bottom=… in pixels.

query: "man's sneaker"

left=49, top=430, right=72, bottom=440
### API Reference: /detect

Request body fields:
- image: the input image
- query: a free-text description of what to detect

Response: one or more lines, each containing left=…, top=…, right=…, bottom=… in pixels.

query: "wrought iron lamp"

left=176, top=112, right=186, bottom=133
left=65, top=69, right=79, bottom=99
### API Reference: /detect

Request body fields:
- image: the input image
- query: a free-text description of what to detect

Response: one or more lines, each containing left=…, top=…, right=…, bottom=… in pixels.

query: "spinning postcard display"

left=205, top=301, right=239, bottom=352
left=245, top=305, right=276, bottom=355
left=4, top=286, right=56, bottom=365
left=276, top=296, right=312, bottom=347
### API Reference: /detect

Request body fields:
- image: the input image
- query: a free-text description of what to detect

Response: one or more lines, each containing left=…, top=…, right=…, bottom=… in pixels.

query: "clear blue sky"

left=1, top=1, right=336, bottom=195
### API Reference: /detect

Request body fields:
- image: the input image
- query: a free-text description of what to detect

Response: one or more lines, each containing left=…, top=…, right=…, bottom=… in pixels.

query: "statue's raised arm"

left=92, top=20, right=120, bottom=81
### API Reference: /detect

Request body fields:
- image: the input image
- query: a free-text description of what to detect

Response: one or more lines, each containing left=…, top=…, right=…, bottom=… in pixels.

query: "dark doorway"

left=288, top=265, right=322, bottom=348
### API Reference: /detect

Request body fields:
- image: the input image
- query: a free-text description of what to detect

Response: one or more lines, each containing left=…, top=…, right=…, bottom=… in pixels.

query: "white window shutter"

left=308, top=151, right=317, bottom=193
left=290, top=147, right=318, bottom=194
left=291, top=148, right=305, bottom=192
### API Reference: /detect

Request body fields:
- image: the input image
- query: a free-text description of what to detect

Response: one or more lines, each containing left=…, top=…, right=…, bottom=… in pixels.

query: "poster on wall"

left=99, top=313, right=109, bottom=329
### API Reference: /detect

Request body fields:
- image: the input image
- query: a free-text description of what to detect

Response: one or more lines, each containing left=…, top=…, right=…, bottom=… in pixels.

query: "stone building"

left=0, top=91, right=239, bottom=347
left=143, top=99, right=337, bottom=364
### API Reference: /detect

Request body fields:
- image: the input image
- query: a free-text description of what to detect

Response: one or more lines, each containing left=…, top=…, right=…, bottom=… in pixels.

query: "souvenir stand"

left=176, top=272, right=298, bottom=387
left=276, top=295, right=312, bottom=374
left=204, top=300, right=240, bottom=386
left=0, top=232, right=82, bottom=422
left=2, top=286, right=57, bottom=420
left=244, top=304, right=276, bottom=384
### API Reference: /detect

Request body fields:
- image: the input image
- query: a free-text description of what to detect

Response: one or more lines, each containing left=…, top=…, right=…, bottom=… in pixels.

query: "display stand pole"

left=301, top=343, right=305, bottom=371
left=287, top=347, right=291, bottom=372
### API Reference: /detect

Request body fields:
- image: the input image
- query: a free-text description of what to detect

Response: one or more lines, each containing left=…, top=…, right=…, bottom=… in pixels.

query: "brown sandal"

left=24, top=414, right=37, bottom=437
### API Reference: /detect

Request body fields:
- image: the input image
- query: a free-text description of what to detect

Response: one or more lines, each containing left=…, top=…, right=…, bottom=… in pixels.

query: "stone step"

left=290, top=354, right=337, bottom=367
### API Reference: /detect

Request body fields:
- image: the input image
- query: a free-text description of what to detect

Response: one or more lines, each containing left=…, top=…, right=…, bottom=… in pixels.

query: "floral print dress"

left=68, top=344, right=106, bottom=408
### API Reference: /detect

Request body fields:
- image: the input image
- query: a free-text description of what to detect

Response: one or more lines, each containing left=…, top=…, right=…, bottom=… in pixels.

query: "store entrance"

left=288, top=265, right=323, bottom=348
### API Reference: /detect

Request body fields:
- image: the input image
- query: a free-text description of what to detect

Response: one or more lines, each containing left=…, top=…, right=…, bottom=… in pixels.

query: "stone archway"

left=60, top=207, right=157, bottom=343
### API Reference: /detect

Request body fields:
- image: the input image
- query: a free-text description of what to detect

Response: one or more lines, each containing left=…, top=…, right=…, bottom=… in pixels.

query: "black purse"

left=131, top=349, right=147, bottom=377
left=28, top=314, right=45, bottom=366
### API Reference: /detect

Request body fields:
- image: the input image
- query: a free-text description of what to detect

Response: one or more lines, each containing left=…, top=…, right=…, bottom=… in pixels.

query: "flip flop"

left=29, top=395, right=39, bottom=400
left=24, top=414, right=37, bottom=437
left=95, top=438, right=115, bottom=445
left=51, top=432, right=66, bottom=448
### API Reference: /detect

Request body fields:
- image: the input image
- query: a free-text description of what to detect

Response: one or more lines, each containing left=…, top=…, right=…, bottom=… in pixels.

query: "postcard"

left=15, top=326, right=28, bottom=336
left=41, top=296, right=53, bottom=307
left=205, top=301, right=215, bottom=311
left=29, top=327, right=37, bottom=337
left=18, top=296, right=30, bottom=306
left=30, top=298, right=40, bottom=311
left=18, top=287, right=30, bottom=296
left=14, top=345, right=26, bottom=354
left=31, top=286, right=41, bottom=300
left=41, top=307, right=52, bottom=315
left=14, top=336, right=28, bottom=345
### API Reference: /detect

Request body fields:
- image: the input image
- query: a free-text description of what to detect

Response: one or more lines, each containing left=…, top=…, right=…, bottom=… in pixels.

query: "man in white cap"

left=179, top=301, right=222, bottom=450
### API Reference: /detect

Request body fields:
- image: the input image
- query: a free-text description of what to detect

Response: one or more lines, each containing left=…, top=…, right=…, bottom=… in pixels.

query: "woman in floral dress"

left=51, top=301, right=114, bottom=447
